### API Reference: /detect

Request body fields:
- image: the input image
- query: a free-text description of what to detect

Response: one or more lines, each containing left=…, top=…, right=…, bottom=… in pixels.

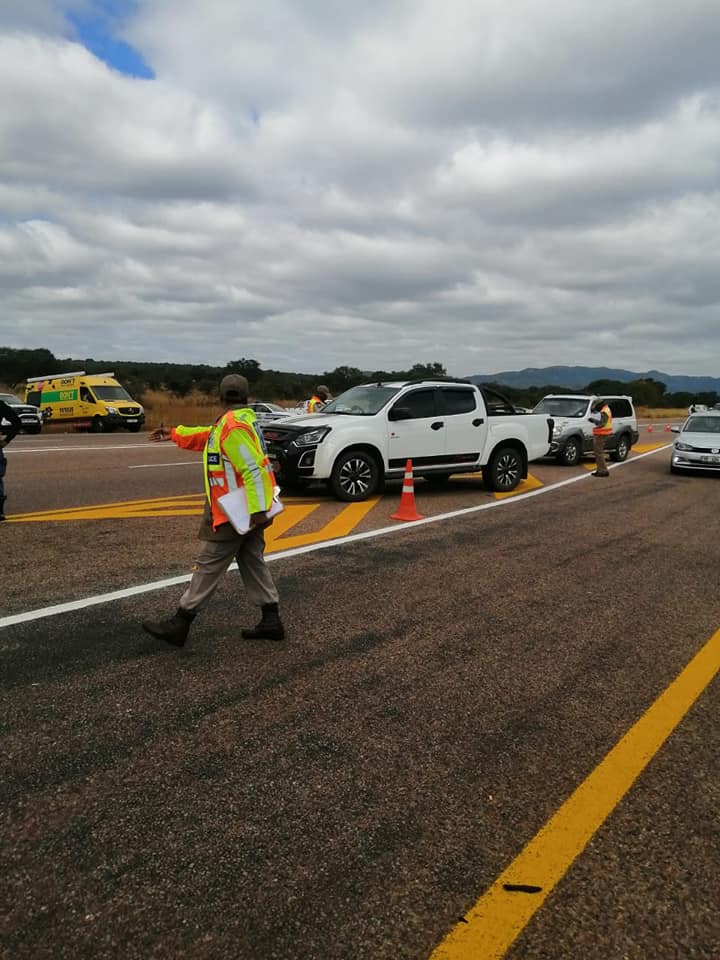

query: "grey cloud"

left=1, top=1, right=720, bottom=376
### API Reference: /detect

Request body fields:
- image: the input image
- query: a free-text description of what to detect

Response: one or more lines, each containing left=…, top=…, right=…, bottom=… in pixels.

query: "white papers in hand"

left=217, top=487, right=284, bottom=534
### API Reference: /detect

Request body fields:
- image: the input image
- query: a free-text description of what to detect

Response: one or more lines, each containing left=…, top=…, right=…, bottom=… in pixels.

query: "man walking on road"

left=142, top=374, right=284, bottom=648
left=589, top=399, right=613, bottom=477
left=0, top=398, right=22, bottom=521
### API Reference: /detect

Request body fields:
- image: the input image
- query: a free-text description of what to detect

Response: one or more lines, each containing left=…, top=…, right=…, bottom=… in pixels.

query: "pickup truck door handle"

left=431, top=421, right=444, bottom=431
left=472, top=418, right=485, bottom=427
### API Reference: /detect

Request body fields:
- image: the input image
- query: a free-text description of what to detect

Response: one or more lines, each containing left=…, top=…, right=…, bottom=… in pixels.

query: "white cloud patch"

left=1, top=0, right=719, bottom=377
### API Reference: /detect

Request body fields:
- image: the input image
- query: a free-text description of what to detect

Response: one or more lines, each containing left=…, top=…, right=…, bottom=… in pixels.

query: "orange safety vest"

left=171, top=408, right=275, bottom=531
left=592, top=404, right=613, bottom=436
left=307, top=395, right=323, bottom=413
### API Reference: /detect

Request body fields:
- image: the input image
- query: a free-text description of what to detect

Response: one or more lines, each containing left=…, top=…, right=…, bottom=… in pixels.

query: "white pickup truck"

left=261, top=379, right=553, bottom=501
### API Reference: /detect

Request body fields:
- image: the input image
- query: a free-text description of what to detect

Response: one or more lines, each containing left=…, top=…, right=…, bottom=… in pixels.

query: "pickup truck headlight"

left=674, top=441, right=692, bottom=451
left=106, top=406, right=119, bottom=414
left=294, top=427, right=330, bottom=447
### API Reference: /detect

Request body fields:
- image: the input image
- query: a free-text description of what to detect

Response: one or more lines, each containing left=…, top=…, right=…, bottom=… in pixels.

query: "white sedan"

left=670, top=412, right=720, bottom=474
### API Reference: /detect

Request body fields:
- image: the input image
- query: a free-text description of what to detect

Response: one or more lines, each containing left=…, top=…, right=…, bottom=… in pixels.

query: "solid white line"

left=0, top=444, right=671, bottom=630
left=7, top=444, right=162, bottom=454
left=128, top=461, right=200, bottom=469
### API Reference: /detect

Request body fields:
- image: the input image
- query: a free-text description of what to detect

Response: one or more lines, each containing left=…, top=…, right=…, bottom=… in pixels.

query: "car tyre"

left=91, top=416, right=105, bottom=433
left=486, top=446, right=523, bottom=492
left=558, top=436, right=582, bottom=466
left=610, top=433, right=631, bottom=462
left=670, top=464, right=681, bottom=475
left=127, top=424, right=142, bottom=433
left=330, top=449, right=381, bottom=501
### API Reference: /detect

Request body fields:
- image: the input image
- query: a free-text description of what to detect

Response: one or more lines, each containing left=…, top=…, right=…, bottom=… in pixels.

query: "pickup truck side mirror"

left=388, top=406, right=411, bottom=421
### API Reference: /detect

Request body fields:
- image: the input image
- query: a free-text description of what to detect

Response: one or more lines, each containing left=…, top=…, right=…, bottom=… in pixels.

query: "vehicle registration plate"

left=126, top=419, right=138, bottom=423
left=700, top=455, right=720, bottom=463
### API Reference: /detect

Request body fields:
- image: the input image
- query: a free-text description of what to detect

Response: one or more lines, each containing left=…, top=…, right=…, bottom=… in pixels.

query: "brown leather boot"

left=142, top=607, right=196, bottom=647
left=241, top=603, right=285, bottom=641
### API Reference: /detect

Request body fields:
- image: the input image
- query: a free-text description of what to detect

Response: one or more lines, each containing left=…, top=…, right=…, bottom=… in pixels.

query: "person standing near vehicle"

left=0, top=398, right=22, bottom=521
left=589, top=399, right=613, bottom=477
left=305, top=384, right=331, bottom=413
left=141, top=374, right=285, bottom=648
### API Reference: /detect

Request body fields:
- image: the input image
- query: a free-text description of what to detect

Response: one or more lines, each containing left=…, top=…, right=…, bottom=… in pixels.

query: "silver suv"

left=532, top=394, right=639, bottom=466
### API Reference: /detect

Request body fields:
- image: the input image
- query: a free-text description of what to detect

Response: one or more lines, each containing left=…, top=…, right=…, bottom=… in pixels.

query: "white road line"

left=0, top=445, right=671, bottom=630
left=128, top=461, right=200, bottom=469
left=7, top=444, right=164, bottom=454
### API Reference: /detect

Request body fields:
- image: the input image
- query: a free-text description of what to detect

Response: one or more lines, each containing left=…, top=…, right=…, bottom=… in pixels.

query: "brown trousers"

left=179, top=527, right=279, bottom=612
left=593, top=434, right=609, bottom=474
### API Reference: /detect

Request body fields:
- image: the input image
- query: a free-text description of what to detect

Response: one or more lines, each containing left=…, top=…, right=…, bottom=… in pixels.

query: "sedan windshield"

left=322, top=384, right=401, bottom=416
left=533, top=398, right=588, bottom=417
left=0, top=393, right=21, bottom=405
left=93, top=386, right=132, bottom=401
left=684, top=416, right=720, bottom=434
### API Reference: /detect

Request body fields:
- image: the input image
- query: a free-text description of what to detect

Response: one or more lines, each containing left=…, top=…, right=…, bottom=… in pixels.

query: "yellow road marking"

left=634, top=441, right=670, bottom=452
left=6, top=492, right=314, bottom=523
left=494, top=473, right=543, bottom=499
left=429, top=626, right=720, bottom=960
left=266, top=498, right=380, bottom=550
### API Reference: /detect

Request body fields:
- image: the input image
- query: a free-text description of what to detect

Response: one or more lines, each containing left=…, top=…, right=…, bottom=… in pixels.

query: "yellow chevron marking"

left=494, top=472, right=544, bottom=499
left=5, top=493, right=381, bottom=550
left=266, top=498, right=380, bottom=551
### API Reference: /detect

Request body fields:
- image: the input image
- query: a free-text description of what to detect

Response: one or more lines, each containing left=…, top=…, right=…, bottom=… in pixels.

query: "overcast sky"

left=1, top=0, right=719, bottom=377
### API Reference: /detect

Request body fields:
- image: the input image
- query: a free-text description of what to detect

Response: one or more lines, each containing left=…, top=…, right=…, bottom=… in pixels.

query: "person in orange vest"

left=305, top=384, right=331, bottom=413
left=141, top=374, right=284, bottom=648
left=588, top=399, right=613, bottom=477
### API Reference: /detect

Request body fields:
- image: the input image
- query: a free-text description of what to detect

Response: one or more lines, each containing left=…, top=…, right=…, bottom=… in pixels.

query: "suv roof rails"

left=26, top=370, right=86, bottom=383
left=401, top=376, right=474, bottom=385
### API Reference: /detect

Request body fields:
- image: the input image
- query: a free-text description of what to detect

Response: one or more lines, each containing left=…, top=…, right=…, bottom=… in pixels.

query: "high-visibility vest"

left=592, top=404, right=613, bottom=436
left=171, top=408, right=275, bottom=531
left=306, top=395, right=323, bottom=413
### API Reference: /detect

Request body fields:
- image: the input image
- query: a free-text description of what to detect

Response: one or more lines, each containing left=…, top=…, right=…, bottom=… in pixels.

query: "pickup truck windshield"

left=93, top=386, right=133, bottom=401
left=534, top=398, right=588, bottom=418
left=322, top=385, right=401, bottom=416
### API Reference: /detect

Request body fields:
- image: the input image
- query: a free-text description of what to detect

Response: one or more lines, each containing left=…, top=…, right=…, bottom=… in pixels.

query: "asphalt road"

left=1, top=429, right=719, bottom=960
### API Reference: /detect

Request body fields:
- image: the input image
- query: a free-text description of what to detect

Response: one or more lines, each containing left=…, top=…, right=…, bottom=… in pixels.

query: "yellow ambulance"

left=24, top=371, right=145, bottom=432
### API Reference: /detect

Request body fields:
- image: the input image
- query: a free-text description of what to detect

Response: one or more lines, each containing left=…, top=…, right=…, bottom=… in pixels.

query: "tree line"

left=0, top=347, right=447, bottom=402
left=0, top=346, right=716, bottom=408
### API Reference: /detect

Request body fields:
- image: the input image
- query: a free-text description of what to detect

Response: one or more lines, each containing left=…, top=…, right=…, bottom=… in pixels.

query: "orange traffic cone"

left=391, top=459, right=424, bottom=522
left=647, top=424, right=653, bottom=432
left=665, top=423, right=671, bottom=432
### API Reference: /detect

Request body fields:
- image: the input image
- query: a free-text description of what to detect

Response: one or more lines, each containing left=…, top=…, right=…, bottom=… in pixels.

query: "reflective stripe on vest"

left=593, top=404, right=613, bottom=436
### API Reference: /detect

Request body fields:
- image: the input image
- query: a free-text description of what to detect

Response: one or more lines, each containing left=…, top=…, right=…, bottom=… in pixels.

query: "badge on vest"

left=207, top=452, right=220, bottom=465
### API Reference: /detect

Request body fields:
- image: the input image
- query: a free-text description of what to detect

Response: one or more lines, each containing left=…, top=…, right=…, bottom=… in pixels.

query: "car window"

left=440, top=388, right=477, bottom=415
left=533, top=398, right=588, bottom=417
left=608, top=399, right=632, bottom=418
left=685, top=416, right=720, bottom=434
left=395, top=389, right=436, bottom=419
left=26, top=390, right=42, bottom=406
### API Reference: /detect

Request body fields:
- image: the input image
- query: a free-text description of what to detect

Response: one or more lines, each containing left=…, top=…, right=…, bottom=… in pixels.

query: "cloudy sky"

left=1, top=0, right=719, bottom=377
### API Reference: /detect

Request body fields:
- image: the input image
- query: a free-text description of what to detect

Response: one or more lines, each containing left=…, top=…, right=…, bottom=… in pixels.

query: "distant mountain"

left=468, top=365, right=720, bottom=393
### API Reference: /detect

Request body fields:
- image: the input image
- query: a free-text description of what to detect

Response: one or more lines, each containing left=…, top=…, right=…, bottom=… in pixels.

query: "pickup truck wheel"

left=558, top=436, right=582, bottom=466
left=330, top=450, right=380, bottom=501
left=610, top=434, right=630, bottom=462
left=486, top=446, right=523, bottom=492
